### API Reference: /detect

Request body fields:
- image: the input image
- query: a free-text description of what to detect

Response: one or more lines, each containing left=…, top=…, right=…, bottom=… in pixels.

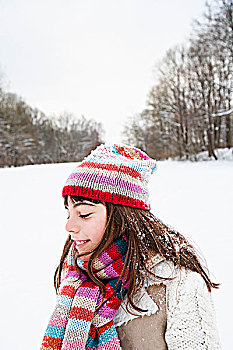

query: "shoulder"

left=164, top=263, right=209, bottom=298
left=148, top=255, right=210, bottom=293
left=152, top=258, right=216, bottom=320
left=163, top=263, right=212, bottom=311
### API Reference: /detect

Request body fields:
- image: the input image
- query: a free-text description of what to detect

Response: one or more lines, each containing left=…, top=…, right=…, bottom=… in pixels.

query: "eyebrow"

left=74, top=202, right=96, bottom=208
left=65, top=202, right=96, bottom=209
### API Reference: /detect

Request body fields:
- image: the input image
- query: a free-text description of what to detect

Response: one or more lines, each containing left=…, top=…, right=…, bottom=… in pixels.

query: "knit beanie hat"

left=62, top=143, right=157, bottom=210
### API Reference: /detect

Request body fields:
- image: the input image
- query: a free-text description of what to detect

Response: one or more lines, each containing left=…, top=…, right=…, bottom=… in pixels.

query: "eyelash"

left=80, top=213, right=92, bottom=218
left=66, top=213, right=92, bottom=219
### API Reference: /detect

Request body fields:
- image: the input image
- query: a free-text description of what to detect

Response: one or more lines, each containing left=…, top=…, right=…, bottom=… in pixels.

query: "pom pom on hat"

left=62, top=143, right=157, bottom=210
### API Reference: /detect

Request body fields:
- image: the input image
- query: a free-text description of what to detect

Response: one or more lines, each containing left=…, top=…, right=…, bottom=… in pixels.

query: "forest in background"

left=123, top=0, right=233, bottom=160
left=0, top=90, right=103, bottom=167
left=0, top=0, right=232, bottom=167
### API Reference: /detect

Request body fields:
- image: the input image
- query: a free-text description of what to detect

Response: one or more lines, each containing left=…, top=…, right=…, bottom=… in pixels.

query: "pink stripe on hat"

left=62, top=143, right=157, bottom=210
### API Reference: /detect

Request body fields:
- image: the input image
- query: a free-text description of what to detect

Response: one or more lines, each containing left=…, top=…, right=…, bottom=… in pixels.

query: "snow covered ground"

left=0, top=159, right=232, bottom=349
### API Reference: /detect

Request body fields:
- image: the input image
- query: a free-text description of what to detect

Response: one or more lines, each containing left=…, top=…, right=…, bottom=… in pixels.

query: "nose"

left=65, top=214, right=80, bottom=235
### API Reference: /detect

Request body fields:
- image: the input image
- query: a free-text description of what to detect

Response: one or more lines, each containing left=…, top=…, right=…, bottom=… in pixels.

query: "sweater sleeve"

left=165, top=269, right=221, bottom=350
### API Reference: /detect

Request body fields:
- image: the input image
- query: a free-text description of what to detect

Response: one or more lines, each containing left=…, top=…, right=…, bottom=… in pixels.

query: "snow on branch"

left=211, top=108, right=233, bottom=118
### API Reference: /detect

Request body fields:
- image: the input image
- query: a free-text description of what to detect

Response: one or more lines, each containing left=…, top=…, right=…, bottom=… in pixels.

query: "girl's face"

left=65, top=196, right=107, bottom=261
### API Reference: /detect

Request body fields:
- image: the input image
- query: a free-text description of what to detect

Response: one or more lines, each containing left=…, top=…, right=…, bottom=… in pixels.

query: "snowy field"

left=0, top=159, right=232, bottom=349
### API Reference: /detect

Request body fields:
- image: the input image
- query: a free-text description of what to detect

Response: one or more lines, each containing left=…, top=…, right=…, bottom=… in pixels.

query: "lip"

left=75, top=240, right=90, bottom=249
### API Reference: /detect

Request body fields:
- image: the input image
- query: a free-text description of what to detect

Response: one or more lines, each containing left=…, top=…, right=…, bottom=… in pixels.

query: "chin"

left=78, top=252, right=92, bottom=262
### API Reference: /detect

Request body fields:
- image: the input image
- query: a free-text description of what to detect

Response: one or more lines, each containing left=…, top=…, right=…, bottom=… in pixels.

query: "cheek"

left=89, top=219, right=106, bottom=242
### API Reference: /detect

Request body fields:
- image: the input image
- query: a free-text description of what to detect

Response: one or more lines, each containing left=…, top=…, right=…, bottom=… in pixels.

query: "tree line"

left=0, top=88, right=103, bottom=167
left=1, top=0, right=232, bottom=166
left=123, top=0, right=233, bottom=160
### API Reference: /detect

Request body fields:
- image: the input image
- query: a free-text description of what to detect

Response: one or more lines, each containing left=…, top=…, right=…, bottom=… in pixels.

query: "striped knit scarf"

left=41, top=235, right=129, bottom=350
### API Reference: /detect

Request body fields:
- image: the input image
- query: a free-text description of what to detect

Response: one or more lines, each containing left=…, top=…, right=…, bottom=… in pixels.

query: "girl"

left=41, top=143, right=221, bottom=350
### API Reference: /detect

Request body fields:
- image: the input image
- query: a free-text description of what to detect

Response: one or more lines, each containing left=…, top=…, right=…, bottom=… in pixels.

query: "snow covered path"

left=0, top=160, right=232, bottom=349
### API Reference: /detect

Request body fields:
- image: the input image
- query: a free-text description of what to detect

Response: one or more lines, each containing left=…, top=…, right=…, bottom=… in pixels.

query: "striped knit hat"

left=62, top=143, right=157, bottom=210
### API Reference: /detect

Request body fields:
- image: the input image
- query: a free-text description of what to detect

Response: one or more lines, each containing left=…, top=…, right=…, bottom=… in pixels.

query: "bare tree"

left=123, top=0, right=232, bottom=160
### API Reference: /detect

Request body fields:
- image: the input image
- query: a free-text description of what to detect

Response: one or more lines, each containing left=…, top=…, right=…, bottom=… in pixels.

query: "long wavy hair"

left=54, top=195, right=219, bottom=313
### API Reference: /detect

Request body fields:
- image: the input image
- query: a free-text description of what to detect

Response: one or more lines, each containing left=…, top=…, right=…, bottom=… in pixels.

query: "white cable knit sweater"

left=114, top=256, right=221, bottom=349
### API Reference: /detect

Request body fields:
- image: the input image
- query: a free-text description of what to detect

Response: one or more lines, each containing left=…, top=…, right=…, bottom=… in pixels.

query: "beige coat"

left=114, top=255, right=221, bottom=350
left=116, top=284, right=167, bottom=350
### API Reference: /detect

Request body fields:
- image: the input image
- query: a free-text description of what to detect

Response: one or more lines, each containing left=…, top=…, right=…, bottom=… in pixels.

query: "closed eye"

left=80, top=213, right=92, bottom=218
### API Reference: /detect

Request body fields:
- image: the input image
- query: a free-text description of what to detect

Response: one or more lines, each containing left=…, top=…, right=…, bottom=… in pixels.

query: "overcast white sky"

left=0, top=0, right=206, bottom=143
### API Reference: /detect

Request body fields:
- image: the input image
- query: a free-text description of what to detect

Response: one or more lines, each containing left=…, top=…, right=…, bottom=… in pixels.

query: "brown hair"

left=54, top=195, right=219, bottom=314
